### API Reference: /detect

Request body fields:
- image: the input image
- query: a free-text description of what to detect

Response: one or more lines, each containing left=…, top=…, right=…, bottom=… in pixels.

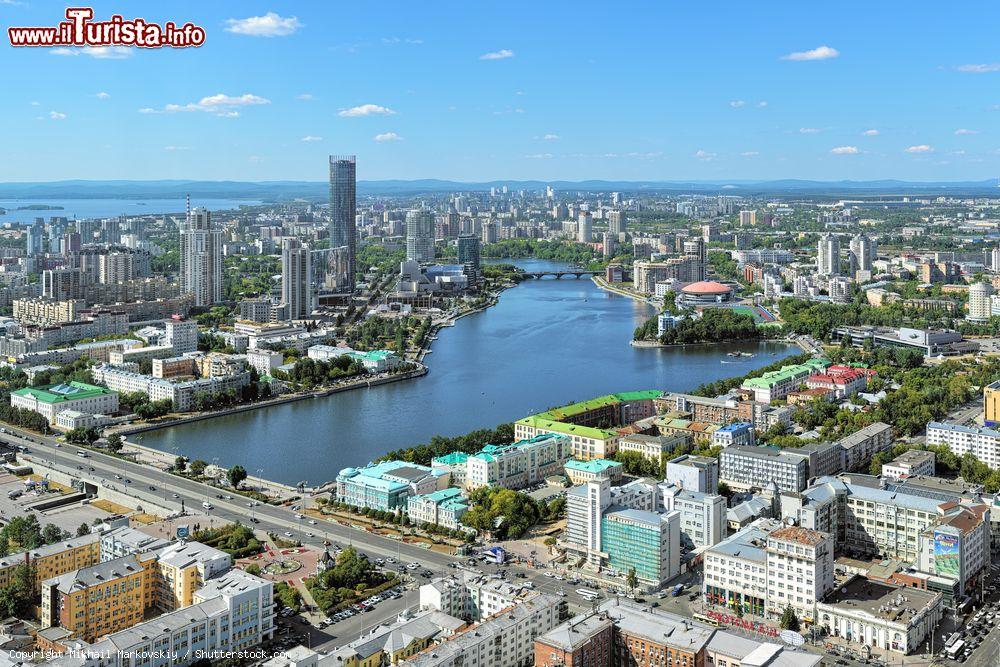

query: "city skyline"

left=4, top=1, right=1000, bottom=182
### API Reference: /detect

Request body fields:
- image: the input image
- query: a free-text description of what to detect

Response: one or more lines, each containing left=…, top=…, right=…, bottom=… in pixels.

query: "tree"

left=42, top=523, right=66, bottom=545
left=717, top=481, right=732, bottom=498
left=227, top=465, right=248, bottom=490
left=174, top=456, right=187, bottom=472
left=106, top=432, right=124, bottom=454
left=75, top=523, right=90, bottom=537
left=189, top=459, right=208, bottom=476
left=626, top=567, right=638, bottom=595
left=780, top=605, right=800, bottom=631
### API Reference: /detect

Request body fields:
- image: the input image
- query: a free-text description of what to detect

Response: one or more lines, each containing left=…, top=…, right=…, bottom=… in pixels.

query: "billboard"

left=933, top=531, right=960, bottom=577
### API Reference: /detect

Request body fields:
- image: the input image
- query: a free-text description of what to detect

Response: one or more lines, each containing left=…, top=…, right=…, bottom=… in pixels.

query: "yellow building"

left=154, top=541, right=232, bottom=610
left=40, top=552, right=158, bottom=643
left=986, top=380, right=1000, bottom=426
left=0, top=532, right=100, bottom=593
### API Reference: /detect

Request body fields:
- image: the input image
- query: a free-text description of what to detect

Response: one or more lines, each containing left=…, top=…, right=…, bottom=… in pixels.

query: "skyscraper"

left=849, top=233, right=876, bottom=274
left=817, top=233, right=840, bottom=276
left=328, top=155, right=356, bottom=292
left=180, top=207, right=223, bottom=306
left=457, top=234, right=481, bottom=287
left=24, top=220, right=43, bottom=256
left=281, top=238, right=313, bottom=320
left=406, top=208, right=435, bottom=263
left=608, top=209, right=626, bottom=236
left=577, top=212, right=593, bottom=243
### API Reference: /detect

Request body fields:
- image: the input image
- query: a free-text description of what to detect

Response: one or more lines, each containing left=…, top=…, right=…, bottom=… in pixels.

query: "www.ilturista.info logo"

left=8, top=7, right=205, bottom=49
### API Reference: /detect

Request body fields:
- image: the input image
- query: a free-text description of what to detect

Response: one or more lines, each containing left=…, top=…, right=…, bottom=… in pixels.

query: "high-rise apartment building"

left=577, top=212, right=593, bottom=242
left=280, top=238, right=312, bottom=320
left=739, top=210, right=757, bottom=226
left=406, top=208, right=436, bottom=263
left=328, top=155, right=357, bottom=292
left=849, top=233, right=876, bottom=273
left=608, top=209, right=626, bottom=236
left=457, top=234, right=481, bottom=286
left=818, top=233, right=840, bottom=276
left=179, top=207, right=222, bottom=306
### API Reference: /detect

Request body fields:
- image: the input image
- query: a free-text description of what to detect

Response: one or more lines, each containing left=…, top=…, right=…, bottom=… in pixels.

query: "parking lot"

left=0, top=473, right=114, bottom=534
left=935, top=563, right=1000, bottom=666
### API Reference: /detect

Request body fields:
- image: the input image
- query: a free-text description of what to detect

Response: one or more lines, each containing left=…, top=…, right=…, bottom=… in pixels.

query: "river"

left=139, top=259, right=798, bottom=485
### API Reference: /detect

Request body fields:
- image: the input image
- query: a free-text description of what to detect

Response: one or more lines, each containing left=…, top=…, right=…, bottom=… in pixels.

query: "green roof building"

left=10, top=381, right=119, bottom=425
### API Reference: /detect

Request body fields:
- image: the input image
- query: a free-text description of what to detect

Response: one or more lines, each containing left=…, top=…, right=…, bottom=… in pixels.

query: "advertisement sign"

left=933, top=531, right=960, bottom=577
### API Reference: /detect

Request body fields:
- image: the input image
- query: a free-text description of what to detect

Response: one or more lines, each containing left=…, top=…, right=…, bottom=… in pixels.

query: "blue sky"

left=2, top=1, right=1000, bottom=182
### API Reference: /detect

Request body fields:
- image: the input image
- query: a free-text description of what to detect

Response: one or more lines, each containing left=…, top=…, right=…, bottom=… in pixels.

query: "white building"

left=881, top=450, right=935, bottom=480
left=764, top=526, right=834, bottom=624
left=659, top=484, right=727, bottom=550
left=180, top=207, right=223, bottom=307
left=838, top=422, right=893, bottom=473
left=968, top=282, right=994, bottom=322
left=719, top=445, right=809, bottom=493
left=817, top=233, right=840, bottom=276
left=10, top=382, right=119, bottom=426
left=927, top=421, right=1000, bottom=469
left=703, top=519, right=779, bottom=617
left=246, top=349, right=284, bottom=376
left=465, top=433, right=570, bottom=491
left=665, top=454, right=719, bottom=493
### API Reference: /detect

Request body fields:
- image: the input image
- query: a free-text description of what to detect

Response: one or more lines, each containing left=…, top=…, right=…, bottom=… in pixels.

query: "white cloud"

left=29, top=101, right=40, bottom=106
left=740, top=151, right=760, bottom=157
left=480, top=49, right=514, bottom=60
left=694, top=150, right=716, bottom=161
left=95, top=92, right=110, bottom=100
left=798, top=127, right=821, bottom=134
left=830, top=145, right=859, bottom=155
left=524, top=153, right=553, bottom=159
left=300, top=135, right=323, bottom=142
left=956, top=63, right=1000, bottom=73
left=48, top=111, right=67, bottom=120
left=905, top=144, right=933, bottom=153
left=954, top=128, right=979, bottom=135
left=781, top=45, right=840, bottom=61
left=338, top=104, right=396, bottom=117
left=142, top=93, right=270, bottom=117
left=225, top=12, right=302, bottom=37
left=373, top=132, right=402, bottom=142
left=862, top=129, right=879, bottom=136
left=297, top=93, right=315, bottom=101
left=757, top=101, right=768, bottom=108
left=729, top=100, right=746, bottom=108
left=542, top=134, right=560, bottom=141
left=248, top=155, right=262, bottom=163
left=52, top=45, right=131, bottom=59
left=163, top=146, right=191, bottom=151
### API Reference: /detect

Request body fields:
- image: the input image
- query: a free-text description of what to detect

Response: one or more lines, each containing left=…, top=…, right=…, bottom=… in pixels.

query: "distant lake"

left=0, top=198, right=261, bottom=224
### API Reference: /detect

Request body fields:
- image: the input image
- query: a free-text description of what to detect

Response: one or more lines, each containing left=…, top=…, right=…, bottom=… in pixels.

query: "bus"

left=671, top=584, right=685, bottom=597
left=946, top=640, right=965, bottom=660
left=576, top=588, right=600, bottom=601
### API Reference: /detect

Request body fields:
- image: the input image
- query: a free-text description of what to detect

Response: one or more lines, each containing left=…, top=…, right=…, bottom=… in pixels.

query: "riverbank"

left=630, top=337, right=793, bottom=349
left=592, top=275, right=657, bottom=303
left=116, top=365, right=428, bottom=437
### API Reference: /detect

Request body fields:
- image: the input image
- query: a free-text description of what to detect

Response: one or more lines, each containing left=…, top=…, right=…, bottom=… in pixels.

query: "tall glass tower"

left=328, top=155, right=356, bottom=292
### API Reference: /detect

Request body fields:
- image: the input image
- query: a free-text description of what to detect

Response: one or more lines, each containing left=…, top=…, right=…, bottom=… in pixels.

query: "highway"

left=0, top=425, right=602, bottom=613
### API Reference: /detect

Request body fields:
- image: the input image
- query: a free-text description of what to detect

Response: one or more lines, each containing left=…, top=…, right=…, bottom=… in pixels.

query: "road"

left=0, top=425, right=603, bottom=616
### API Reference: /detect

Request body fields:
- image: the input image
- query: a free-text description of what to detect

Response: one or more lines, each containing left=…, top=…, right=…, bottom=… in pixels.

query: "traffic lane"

left=8, top=432, right=464, bottom=570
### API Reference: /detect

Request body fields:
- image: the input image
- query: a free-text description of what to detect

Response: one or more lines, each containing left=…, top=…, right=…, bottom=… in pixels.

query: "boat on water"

left=726, top=351, right=756, bottom=358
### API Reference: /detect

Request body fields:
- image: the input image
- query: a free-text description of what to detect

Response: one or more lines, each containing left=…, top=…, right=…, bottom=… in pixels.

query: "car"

left=225, top=495, right=233, bottom=500
left=544, top=572, right=554, bottom=578
left=295, top=514, right=304, bottom=520
left=306, top=532, right=314, bottom=538
left=309, top=519, right=317, bottom=525
left=114, top=474, right=122, bottom=480
left=284, top=531, right=293, bottom=537
left=149, top=485, right=156, bottom=491
left=651, top=601, right=659, bottom=608
left=89, top=467, right=94, bottom=472
left=422, top=570, right=433, bottom=577
left=53, top=442, right=60, bottom=447
left=251, top=517, right=260, bottom=523
left=172, top=493, right=180, bottom=499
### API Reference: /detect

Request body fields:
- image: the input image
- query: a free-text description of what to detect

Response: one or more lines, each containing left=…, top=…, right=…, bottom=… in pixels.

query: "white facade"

left=180, top=208, right=223, bottom=307
left=764, top=526, right=835, bottom=623
left=927, top=421, right=1000, bottom=470
left=968, top=282, right=994, bottom=322
left=465, top=434, right=570, bottom=491
left=660, top=484, right=727, bottom=550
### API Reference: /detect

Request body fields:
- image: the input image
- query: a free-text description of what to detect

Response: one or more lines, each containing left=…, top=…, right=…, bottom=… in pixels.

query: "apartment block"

left=764, top=526, right=835, bottom=623
left=465, top=433, right=571, bottom=491
left=838, top=422, right=893, bottom=472
left=665, top=455, right=720, bottom=494
left=719, top=445, right=808, bottom=493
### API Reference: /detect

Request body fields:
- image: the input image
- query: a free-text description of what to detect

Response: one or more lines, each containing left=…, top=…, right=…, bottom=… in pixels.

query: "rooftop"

left=681, top=280, right=733, bottom=295
left=818, top=575, right=940, bottom=624
left=11, top=381, right=113, bottom=404
left=565, top=458, right=622, bottom=473
left=768, top=525, right=828, bottom=547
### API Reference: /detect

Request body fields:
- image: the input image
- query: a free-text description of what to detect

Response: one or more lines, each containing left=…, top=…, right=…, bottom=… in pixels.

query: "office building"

left=815, top=576, right=942, bottom=655
left=280, top=238, right=313, bottom=320
left=703, top=519, right=779, bottom=616
left=882, top=450, right=936, bottom=480
left=180, top=207, right=223, bottom=306
left=335, top=460, right=448, bottom=512
left=986, top=380, right=1000, bottom=427
left=764, top=526, right=834, bottom=623
left=817, top=233, right=840, bottom=276
left=719, top=445, right=809, bottom=493
left=0, top=532, right=100, bottom=594
left=711, top=422, right=755, bottom=448
left=406, top=488, right=469, bottom=531
left=465, top=433, right=571, bottom=491
left=406, top=208, right=436, bottom=264
left=665, top=454, right=719, bottom=493
left=564, top=458, right=624, bottom=485
left=329, top=155, right=357, bottom=291
left=660, top=484, right=727, bottom=550
left=457, top=234, right=481, bottom=286
left=10, top=381, right=118, bottom=425
left=968, top=281, right=994, bottom=322
left=617, top=433, right=689, bottom=468
left=577, top=211, right=593, bottom=242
